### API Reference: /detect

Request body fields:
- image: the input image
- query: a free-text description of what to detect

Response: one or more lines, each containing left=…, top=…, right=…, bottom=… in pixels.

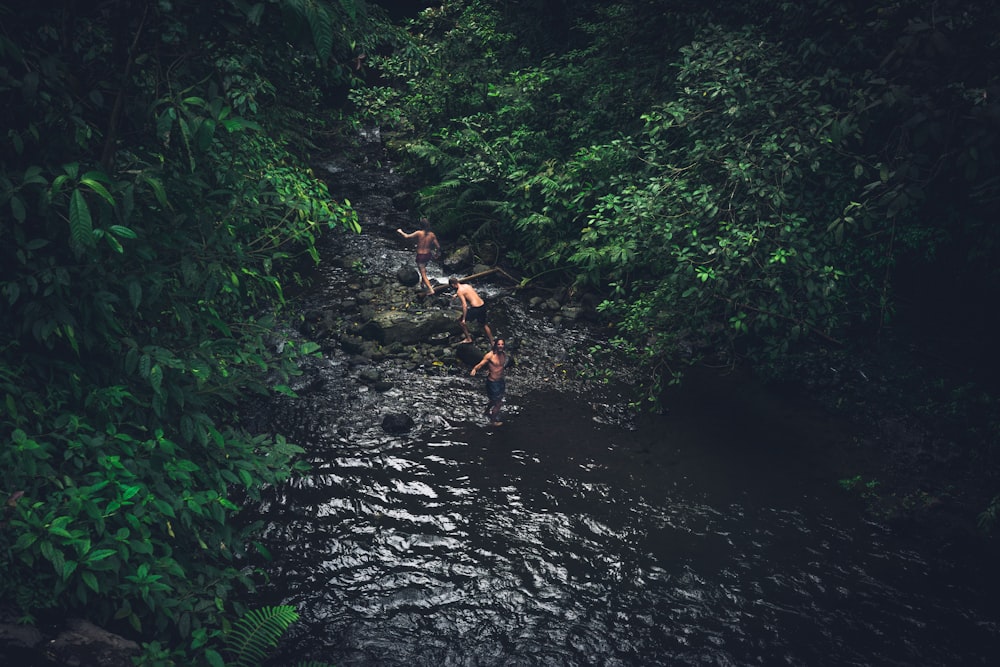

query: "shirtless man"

left=449, top=277, right=494, bottom=345
left=396, top=217, right=440, bottom=295
left=470, top=338, right=511, bottom=425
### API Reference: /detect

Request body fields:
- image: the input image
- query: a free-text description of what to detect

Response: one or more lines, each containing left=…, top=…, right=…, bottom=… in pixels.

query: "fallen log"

left=430, top=266, right=520, bottom=293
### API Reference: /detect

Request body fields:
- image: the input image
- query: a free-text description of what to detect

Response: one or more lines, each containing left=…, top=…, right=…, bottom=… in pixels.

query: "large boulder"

left=456, top=342, right=485, bottom=366
left=442, top=245, right=475, bottom=272
left=359, top=309, right=459, bottom=345
left=396, top=265, right=420, bottom=286
left=46, top=619, right=141, bottom=667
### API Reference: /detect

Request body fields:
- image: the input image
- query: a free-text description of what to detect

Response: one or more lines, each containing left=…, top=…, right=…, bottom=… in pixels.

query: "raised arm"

left=470, top=351, right=492, bottom=376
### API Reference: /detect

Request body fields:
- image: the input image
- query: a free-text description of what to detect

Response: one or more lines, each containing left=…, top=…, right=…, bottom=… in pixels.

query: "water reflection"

left=251, top=385, right=1000, bottom=666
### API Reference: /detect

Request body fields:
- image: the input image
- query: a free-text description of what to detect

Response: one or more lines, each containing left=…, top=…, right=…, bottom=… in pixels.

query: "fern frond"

left=224, top=605, right=300, bottom=667
left=68, top=189, right=94, bottom=253
left=305, top=0, right=334, bottom=62
left=282, top=0, right=334, bottom=61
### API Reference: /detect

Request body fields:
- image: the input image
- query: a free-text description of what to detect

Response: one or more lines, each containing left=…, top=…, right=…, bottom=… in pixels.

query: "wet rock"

left=381, top=412, right=414, bottom=433
left=560, top=305, right=585, bottom=320
left=0, top=608, right=44, bottom=653
left=358, top=368, right=381, bottom=385
left=456, top=342, right=485, bottom=366
left=396, top=266, right=419, bottom=286
left=300, top=309, right=337, bottom=338
left=359, top=309, right=459, bottom=345
left=443, top=245, right=475, bottom=272
left=339, top=334, right=366, bottom=355
left=347, top=354, right=371, bottom=368
left=391, top=191, right=414, bottom=210
left=289, top=370, right=326, bottom=395
left=46, top=618, right=141, bottom=667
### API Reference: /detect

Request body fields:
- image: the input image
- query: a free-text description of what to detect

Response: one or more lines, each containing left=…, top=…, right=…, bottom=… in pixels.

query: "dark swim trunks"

left=486, top=378, right=506, bottom=402
left=416, top=252, right=433, bottom=264
left=467, top=303, right=488, bottom=323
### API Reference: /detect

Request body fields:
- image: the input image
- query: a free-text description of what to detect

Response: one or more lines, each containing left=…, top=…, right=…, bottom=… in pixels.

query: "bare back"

left=456, top=282, right=484, bottom=308
left=415, top=230, right=439, bottom=254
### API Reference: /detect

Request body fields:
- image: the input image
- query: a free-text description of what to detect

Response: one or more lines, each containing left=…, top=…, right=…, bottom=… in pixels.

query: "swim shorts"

left=416, top=252, right=433, bottom=264
left=467, top=303, right=488, bottom=323
left=486, top=379, right=506, bottom=402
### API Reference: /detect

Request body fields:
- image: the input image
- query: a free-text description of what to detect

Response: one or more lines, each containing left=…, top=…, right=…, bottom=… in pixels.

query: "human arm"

left=396, top=228, right=416, bottom=239
left=470, top=352, right=491, bottom=376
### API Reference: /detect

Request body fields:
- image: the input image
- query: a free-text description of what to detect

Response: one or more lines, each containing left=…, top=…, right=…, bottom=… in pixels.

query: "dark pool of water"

left=249, top=366, right=1000, bottom=666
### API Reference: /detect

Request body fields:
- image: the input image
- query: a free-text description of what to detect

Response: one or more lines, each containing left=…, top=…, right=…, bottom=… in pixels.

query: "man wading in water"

left=396, top=217, right=440, bottom=296
left=449, top=276, right=494, bottom=345
left=471, top=338, right=512, bottom=426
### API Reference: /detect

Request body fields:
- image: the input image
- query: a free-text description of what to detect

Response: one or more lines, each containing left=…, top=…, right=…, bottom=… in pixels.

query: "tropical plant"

left=222, top=605, right=305, bottom=667
left=0, top=0, right=387, bottom=661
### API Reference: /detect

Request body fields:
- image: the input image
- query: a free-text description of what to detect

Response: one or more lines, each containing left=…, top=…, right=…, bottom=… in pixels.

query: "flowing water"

left=243, top=137, right=1000, bottom=666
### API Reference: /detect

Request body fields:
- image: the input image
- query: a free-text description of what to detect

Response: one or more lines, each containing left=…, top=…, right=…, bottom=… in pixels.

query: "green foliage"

left=223, top=605, right=300, bottom=667
left=0, top=0, right=389, bottom=661
left=371, top=1, right=1000, bottom=422
left=570, top=24, right=877, bottom=367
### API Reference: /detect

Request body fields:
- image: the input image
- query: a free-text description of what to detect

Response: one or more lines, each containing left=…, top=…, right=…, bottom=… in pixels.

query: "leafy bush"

left=0, top=0, right=375, bottom=661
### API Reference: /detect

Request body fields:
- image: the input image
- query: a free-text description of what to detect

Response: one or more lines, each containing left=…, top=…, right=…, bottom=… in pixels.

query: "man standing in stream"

left=470, top=338, right=512, bottom=426
left=396, top=217, right=440, bottom=296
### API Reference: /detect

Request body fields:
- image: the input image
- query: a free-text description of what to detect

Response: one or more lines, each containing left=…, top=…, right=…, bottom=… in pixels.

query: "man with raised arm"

left=396, top=217, right=440, bottom=296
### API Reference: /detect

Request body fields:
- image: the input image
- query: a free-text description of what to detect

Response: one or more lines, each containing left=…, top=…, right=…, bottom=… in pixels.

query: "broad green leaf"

left=110, top=224, right=138, bottom=239
left=69, top=190, right=94, bottom=251
left=85, top=549, right=117, bottom=563
left=82, top=571, right=100, bottom=593
left=80, top=178, right=115, bottom=207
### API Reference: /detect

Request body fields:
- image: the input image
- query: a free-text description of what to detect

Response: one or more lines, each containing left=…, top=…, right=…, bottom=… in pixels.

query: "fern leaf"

left=69, top=189, right=94, bottom=253
left=225, top=605, right=300, bottom=667
left=307, top=0, right=334, bottom=62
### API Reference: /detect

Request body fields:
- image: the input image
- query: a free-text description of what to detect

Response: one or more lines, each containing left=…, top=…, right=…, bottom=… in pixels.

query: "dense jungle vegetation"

left=1, top=0, right=999, bottom=664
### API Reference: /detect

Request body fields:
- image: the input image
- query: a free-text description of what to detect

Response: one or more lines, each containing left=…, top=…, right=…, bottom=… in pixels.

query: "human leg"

left=417, top=261, right=433, bottom=294
left=489, top=396, right=503, bottom=424
left=467, top=304, right=492, bottom=345
left=485, top=379, right=505, bottom=423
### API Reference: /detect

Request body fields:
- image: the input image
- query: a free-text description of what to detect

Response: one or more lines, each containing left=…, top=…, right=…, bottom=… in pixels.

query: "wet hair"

left=449, top=276, right=459, bottom=287
left=493, top=338, right=505, bottom=352
left=419, top=216, right=430, bottom=229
